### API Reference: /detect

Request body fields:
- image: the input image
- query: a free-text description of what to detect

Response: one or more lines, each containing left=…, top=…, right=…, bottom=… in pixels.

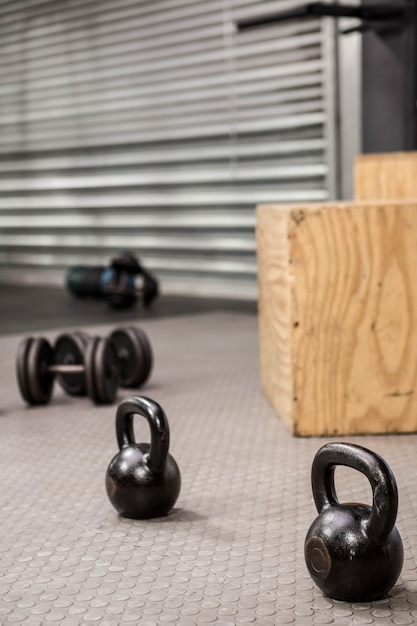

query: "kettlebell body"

left=106, top=396, right=181, bottom=519
left=305, top=443, right=403, bottom=602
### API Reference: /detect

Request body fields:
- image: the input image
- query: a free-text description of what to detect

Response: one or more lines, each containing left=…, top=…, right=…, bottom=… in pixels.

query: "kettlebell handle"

left=116, top=396, right=170, bottom=472
left=312, top=442, right=398, bottom=543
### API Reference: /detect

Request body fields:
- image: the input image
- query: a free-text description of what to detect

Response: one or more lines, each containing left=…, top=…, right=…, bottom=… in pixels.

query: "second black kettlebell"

left=304, top=442, right=403, bottom=602
left=106, top=396, right=181, bottom=519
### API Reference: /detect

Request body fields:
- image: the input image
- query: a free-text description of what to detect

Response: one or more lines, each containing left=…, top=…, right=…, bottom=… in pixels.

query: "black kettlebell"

left=304, top=442, right=403, bottom=602
left=106, top=396, right=181, bottom=519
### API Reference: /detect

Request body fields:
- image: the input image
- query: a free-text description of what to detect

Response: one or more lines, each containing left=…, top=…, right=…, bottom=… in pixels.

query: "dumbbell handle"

left=49, top=364, right=85, bottom=374
left=50, top=344, right=127, bottom=376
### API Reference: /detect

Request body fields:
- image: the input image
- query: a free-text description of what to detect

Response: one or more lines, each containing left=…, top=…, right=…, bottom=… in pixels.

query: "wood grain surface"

left=355, top=152, right=417, bottom=200
left=257, top=201, right=417, bottom=436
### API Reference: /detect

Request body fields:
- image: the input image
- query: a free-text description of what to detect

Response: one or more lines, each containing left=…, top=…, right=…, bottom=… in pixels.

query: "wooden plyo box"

left=355, top=152, right=417, bottom=200
left=257, top=201, right=417, bottom=436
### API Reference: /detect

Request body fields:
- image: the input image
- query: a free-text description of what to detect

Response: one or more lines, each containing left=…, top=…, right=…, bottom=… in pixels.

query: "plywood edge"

left=256, top=205, right=294, bottom=433
left=258, top=200, right=417, bottom=211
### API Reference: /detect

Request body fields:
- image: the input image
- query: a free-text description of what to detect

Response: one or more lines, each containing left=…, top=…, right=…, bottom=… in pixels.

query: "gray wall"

left=362, top=0, right=417, bottom=153
left=0, top=0, right=339, bottom=298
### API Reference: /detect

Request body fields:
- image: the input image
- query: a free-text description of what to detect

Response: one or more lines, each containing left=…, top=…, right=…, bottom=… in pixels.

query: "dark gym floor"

left=1, top=284, right=416, bottom=626
left=0, top=283, right=257, bottom=336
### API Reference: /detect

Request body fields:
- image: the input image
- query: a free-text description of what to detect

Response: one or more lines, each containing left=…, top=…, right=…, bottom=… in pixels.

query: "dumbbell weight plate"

left=54, top=332, right=91, bottom=396
left=16, top=337, right=36, bottom=404
left=110, top=326, right=153, bottom=387
left=85, top=337, right=120, bottom=404
left=16, top=337, right=54, bottom=405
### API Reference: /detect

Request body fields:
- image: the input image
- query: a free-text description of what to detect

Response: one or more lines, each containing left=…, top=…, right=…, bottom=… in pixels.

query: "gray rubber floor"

left=1, top=310, right=417, bottom=625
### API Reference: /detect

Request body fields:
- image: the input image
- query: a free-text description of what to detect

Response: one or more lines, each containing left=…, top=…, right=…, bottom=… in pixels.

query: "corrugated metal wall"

left=0, top=0, right=337, bottom=299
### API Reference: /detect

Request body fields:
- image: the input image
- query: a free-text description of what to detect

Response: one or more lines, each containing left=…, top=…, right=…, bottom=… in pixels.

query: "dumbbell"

left=54, top=327, right=152, bottom=397
left=16, top=327, right=152, bottom=406
left=16, top=335, right=120, bottom=405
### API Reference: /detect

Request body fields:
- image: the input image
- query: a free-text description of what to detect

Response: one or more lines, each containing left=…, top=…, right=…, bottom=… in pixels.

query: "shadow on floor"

left=0, top=284, right=257, bottom=335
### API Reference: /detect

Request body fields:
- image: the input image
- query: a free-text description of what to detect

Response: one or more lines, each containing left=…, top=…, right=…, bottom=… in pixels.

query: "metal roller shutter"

left=0, top=0, right=337, bottom=299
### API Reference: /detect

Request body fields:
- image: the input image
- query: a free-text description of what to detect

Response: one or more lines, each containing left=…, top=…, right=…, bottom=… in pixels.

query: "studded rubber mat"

left=1, top=311, right=417, bottom=626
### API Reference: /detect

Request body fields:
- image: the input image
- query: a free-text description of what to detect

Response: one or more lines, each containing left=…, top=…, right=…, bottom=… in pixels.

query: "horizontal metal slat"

left=0, top=211, right=256, bottom=229
left=0, top=112, right=326, bottom=152
left=0, top=138, right=326, bottom=172
left=0, top=186, right=328, bottom=210
left=0, top=232, right=257, bottom=252
left=0, top=163, right=327, bottom=192
left=0, top=249, right=246, bottom=263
